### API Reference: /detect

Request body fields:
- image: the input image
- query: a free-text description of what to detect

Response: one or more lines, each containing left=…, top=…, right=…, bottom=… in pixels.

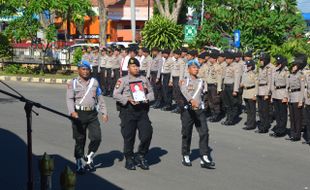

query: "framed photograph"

left=129, top=81, right=147, bottom=102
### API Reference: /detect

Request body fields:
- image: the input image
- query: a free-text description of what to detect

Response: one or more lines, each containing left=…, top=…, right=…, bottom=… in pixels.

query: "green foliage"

left=3, top=64, right=33, bottom=74
left=141, top=15, right=183, bottom=50
left=193, top=0, right=306, bottom=50
left=270, top=38, right=310, bottom=67
left=0, top=33, right=12, bottom=59
left=73, top=47, right=82, bottom=66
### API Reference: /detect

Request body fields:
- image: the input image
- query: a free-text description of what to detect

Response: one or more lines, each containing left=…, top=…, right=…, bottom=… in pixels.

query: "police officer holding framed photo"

left=113, top=58, right=155, bottom=170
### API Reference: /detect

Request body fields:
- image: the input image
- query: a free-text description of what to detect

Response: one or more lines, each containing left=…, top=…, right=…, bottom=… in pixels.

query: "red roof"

left=91, top=0, right=153, bottom=7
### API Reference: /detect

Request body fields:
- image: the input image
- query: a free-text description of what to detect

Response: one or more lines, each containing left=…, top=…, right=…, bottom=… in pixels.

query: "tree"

left=98, top=0, right=108, bottom=46
left=0, top=33, right=12, bottom=60
left=141, top=15, right=183, bottom=49
left=154, top=0, right=184, bottom=22
left=194, top=0, right=306, bottom=51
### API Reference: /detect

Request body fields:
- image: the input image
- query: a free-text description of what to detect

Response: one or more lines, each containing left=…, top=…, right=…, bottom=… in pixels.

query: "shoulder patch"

left=115, top=79, right=122, bottom=89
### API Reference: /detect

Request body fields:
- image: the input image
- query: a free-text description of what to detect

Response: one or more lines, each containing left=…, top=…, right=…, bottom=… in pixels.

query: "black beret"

left=174, top=49, right=182, bottom=55
left=188, top=50, right=198, bottom=56
left=198, top=52, right=207, bottom=59
left=234, top=51, right=242, bottom=57
left=225, top=52, right=235, bottom=59
left=292, top=53, right=308, bottom=69
left=151, top=47, right=160, bottom=52
left=142, top=47, right=150, bottom=53
left=162, top=49, right=171, bottom=54
left=128, top=47, right=137, bottom=53
left=209, top=50, right=219, bottom=59
left=245, top=60, right=256, bottom=70
left=275, top=55, right=287, bottom=65
left=128, top=58, right=140, bottom=67
left=181, top=47, right=188, bottom=53
left=244, top=51, right=253, bottom=57
left=218, top=51, right=225, bottom=57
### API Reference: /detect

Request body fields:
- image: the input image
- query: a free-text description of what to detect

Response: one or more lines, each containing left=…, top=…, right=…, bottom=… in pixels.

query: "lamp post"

left=130, top=0, right=136, bottom=43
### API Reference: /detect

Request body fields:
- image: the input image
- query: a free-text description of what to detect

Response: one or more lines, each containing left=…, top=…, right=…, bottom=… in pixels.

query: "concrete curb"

left=0, top=75, right=71, bottom=84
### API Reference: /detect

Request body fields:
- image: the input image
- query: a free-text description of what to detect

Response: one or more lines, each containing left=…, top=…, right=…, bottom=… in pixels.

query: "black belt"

left=290, top=88, right=301, bottom=92
left=208, top=83, right=217, bottom=86
left=259, top=84, right=267, bottom=86
left=244, top=85, right=255, bottom=90
left=275, top=85, right=286, bottom=89
left=224, top=83, right=234, bottom=86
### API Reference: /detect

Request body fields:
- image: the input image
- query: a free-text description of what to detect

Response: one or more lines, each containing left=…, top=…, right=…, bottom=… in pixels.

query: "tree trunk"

left=154, top=0, right=184, bottom=22
left=66, top=7, right=71, bottom=40
left=98, top=0, right=108, bottom=46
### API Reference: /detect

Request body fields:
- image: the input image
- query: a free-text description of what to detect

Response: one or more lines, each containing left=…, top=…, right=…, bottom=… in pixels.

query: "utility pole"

left=130, top=0, right=136, bottom=43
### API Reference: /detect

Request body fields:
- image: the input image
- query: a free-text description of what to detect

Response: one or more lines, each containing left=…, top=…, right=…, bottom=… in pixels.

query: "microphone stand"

left=0, top=80, right=73, bottom=190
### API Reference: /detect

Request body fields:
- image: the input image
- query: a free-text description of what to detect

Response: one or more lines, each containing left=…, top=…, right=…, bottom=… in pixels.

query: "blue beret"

left=187, top=59, right=200, bottom=68
left=78, top=60, right=92, bottom=70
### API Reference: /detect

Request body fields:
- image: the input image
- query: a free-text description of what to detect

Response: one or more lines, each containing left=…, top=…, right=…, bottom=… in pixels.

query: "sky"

left=298, top=0, right=310, bottom=13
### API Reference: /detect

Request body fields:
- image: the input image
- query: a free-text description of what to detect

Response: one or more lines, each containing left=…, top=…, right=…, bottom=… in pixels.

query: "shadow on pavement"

left=190, top=147, right=214, bottom=162
left=0, top=97, right=18, bottom=104
left=0, top=128, right=123, bottom=190
left=146, top=147, right=168, bottom=166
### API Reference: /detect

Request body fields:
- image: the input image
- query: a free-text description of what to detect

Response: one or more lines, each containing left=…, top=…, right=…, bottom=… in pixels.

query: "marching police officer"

left=113, top=58, right=154, bottom=170
left=91, top=46, right=100, bottom=79
left=221, top=52, right=242, bottom=125
left=256, top=53, right=274, bottom=133
left=180, top=59, right=215, bottom=169
left=105, top=48, right=114, bottom=96
left=286, top=59, right=305, bottom=141
left=240, top=60, right=257, bottom=130
left=66, top=60, right=109, bottom=174
left=270, top=55, right=289, bottom=137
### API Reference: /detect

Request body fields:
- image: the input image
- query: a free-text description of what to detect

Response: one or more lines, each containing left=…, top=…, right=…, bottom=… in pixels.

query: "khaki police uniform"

left=221, top=62, right=242, bottom=124
left=180, top=76, right=210, bottom=156
left=170, top=57, right=186, bottom=110
left=271, top=66, right=289, bottom=136
left=99, top=54, right=109, bottom=95
left=257, top=63, right=274, bottom=132
left=147, top=55, right=163, bottom=105
left=113, top=74, right=154, bottom=160
left=241, top=69, right=257, bottom=129
left=66, top=77, right=107, bottom=160
left=140, top=55, right=152, bottom=76
left=161, top=57, right=174, bottom=108
left=303, top=66, right=310, bottom=142
left=288, top=70, right=305, bottom=140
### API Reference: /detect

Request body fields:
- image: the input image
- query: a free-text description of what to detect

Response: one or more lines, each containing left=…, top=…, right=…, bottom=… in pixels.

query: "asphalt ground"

left=0, top=81, right=309, bottom=190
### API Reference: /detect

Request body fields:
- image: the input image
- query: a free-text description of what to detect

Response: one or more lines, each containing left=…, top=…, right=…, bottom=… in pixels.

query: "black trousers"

left=106, top=68, right=112, bottom=95
left=221, top=84, right=239, bottom=122
left=289, top=103, right=302, bottom=139
left=112, top=68, right=121, bottom=94
left=150, top=71, right=162, bottom=103
left=92, top=66, right=99, bottom=80
left=100, top=67, right=106, bottom=94
left=119, top=105, right=153, bottom=158
left=207, top=84, right=221, bottom=116
left=122, top=70, right=128, bottom=77
left=161, top=73, right=172, bottom=106
left=140, top=70, right=146, bottom=76
left=257, top=96, right=271, bottom=131
left=72, top=111, right=101, bottom=159
left=172, top=76, right=183, bottom=107
left=181, top=109, right=209, bottom=156
left=244, top=99, right=256, bottom=129
left=303, top=105, right=310, bottom=141
left=272, top=99, right=288, bottom=135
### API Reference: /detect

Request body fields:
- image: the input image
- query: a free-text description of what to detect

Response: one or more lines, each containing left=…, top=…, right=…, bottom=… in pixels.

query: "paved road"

left=0, top=81, right=310, bottom=190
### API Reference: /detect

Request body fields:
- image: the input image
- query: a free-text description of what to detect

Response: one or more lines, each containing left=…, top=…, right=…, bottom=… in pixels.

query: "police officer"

left=240, top=60, right=257, bottom=130
left=170, top=49, right=186, bottom=113
left=111, top=48, right=122, bottom=95
left=270, top=55, right=289, bottom=137
left=180, top=59, right=215, bottom=169
left=140, top=48, right=152, bottom=76
left=286, top=59, right=305, bottom=141
left=204, top=51, right=223, bottom=122
left=303, top=61, right=310, bottom=145
left=221, top=52, right=242, bottom=125
left=161, top=49, right=174, bottom=111
left=66, top=60, right=109, bottom=174
left=147, top=47, right=163, bottom=108
left=91, top=46, right=100, bottom=79
left=113, top=58, right=154, bottom=170
left=99, top=47, right=108, bottom=95
left=105, top=48, right=114, bottom=96
left=256, top=53, right=274, bottom=133
left=82, top=46, right=91, bottom=62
